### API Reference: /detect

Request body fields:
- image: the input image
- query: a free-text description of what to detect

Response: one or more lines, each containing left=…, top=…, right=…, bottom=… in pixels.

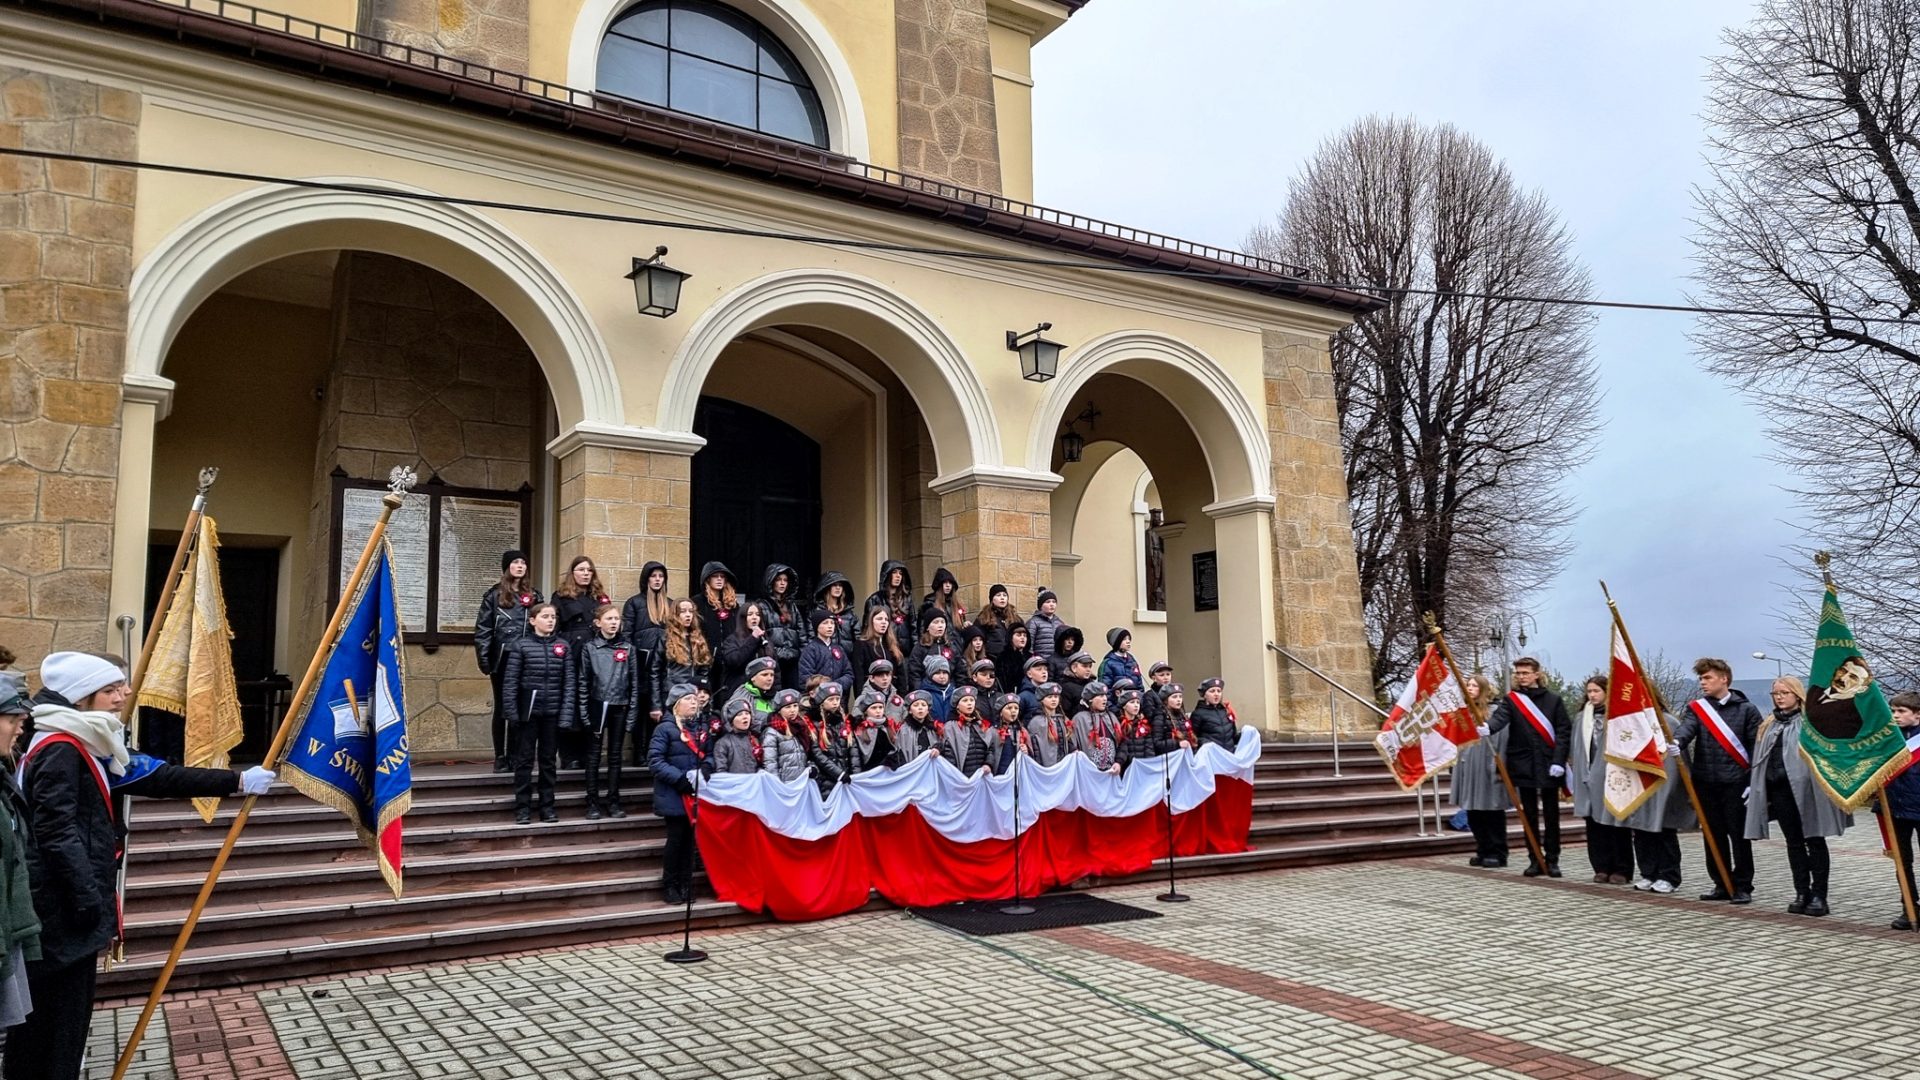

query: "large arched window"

left=597, top=0, right=829, bottom=149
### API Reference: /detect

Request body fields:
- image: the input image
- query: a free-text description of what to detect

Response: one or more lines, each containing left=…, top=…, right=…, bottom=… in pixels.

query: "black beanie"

left=501, top=549, right=527, bottom=573
left=989, top=583, right=1009, bottom=602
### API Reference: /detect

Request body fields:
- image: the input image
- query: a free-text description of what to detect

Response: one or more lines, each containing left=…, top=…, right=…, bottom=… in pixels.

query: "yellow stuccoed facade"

left=0, top=0, right=1380, bottom=751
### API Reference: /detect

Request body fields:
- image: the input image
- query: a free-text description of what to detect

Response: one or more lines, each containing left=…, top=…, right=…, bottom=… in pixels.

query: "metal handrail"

left=1265, top=642, right=1442, bottom=835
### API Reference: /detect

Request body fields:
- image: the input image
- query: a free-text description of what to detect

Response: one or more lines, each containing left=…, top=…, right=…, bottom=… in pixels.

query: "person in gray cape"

left=1744, top=675, right=1849, bottom=916
left=1452, top=675, right=1510, bottom=868
left=1569, top=675, right=1636, bottom=884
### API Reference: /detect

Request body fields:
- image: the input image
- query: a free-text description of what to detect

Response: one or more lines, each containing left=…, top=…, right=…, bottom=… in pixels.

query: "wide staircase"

left=100, top=739, right=1580, bottom=998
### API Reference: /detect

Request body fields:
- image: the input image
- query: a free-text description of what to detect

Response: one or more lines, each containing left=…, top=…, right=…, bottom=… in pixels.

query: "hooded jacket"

left=922, top=567, right=967, bottom=631
left=812, top=570, right=860, bottom=648
left=474, top=582, right=542, bottom=674
left=1670, top=688, right=1764, bottom=787
left=1049, top=626, right=1085, bottom=681
left=692, top=560, right=742, bottom=648
left=621, top=561, right=673, bottom=638
left=758, top=563, right=807, bottom=663
left=1486, top=683, right=1573, bottom=787
left=863, top=559, right=917, bottom=654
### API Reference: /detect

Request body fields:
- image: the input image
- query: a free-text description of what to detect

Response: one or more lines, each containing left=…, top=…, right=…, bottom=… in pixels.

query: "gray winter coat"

left=760, top=725, right=810, bottom=782
left=1569, top=704, right=1610, bottom=820
left=1744, top=709, right=1851, bottom=840
left=1071, top=709, right=1118, bottom=770
left=707, top=730, right=761, bottom=775
left=1621, top=715, right=1697, bottom=832
left=1451, top=727, right=1509, bottom=812
left=1026, top=714, right=1073, bottom=766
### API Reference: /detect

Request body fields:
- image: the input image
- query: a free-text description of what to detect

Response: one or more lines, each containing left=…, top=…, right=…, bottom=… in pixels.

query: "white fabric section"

left=699, top=727, right=1262, bottom=843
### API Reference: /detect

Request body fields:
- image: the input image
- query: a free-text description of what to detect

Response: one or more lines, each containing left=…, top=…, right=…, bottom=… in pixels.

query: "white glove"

left=1548, top=764, right=1565, bottom=779
left=1475, top=724, right=1489, bottom=738
left=1741, top=786, right=1751, bottom=803
left=239, top=767, right=276, bottom=795
left=1665, top=742, right=1681, bottom=757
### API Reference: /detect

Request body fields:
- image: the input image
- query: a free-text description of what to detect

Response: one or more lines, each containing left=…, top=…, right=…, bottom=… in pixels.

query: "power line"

left=3, top=144, right=1910, bottom=327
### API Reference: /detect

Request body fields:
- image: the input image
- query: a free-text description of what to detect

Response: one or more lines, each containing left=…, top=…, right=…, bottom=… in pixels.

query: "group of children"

left=1453, top=655, right=1920, bottom=930
left=472, top=552, right=1237, bottom=849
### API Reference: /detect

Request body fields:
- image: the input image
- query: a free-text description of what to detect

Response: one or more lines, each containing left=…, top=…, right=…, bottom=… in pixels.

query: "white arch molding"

left=125, top=179, right=622, bottom=433
left=660, top=268, right=1002, bottom=477
left=1025, top=330, right=1274, bottom=506
left=568, top=0, right=872, bottom=162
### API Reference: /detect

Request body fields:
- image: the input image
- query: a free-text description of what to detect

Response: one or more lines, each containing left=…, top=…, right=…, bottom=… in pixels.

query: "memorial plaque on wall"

left=1192, top=550, right=1219, bottom=612
left=340, top=488, right=431, bottom=630
left=438, top=496, right=526, bottom=633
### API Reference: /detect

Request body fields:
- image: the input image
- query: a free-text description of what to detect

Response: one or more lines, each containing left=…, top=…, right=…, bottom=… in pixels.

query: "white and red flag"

left=1601, top=621, right=1668, bottom=818
left=1375, top=644, right=1481, bottom=790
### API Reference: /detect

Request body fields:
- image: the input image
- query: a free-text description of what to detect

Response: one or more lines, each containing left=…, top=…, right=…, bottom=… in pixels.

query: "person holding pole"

left=1669, top=657, right=1761, bottom=904
left=1451, top=675, right=1510, bottom=869
left=1484, top=657, right=1571, bottom=878
left=1743, top=676, right=1848, bottom=915
left=8, top=653, right=273, bottom=1080
left=1883, top=692, right=1920, bottom=930
left=1571, top=675, right=1636, bottom=884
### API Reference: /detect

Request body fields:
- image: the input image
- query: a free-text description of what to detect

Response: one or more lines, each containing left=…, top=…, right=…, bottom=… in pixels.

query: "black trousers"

left=584, top=704, right=629, bottom=804
left=489, top=665, right=508, bottom=760
left=662, top=814, right=696, bottom=891
left=1585, top=819, right=1636, bottom=877
left=4, top=953, right=97, bottom=1080
left=1467, top=809, right=1508, bottom=862
left=1632, top=828, right=1682, bottom=885
left=1895, top=817, right=1919, bottom=911
left=1770, top=781, right=1829, bottom=898
left=1516, top=786, right=1562, bottom=863
left=1697, top=780, right=1754, bottom=892
left=511, top=714, right=558, bottom=811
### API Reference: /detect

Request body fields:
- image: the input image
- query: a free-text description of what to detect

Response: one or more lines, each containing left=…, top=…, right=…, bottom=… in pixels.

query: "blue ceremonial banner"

left=281, top=542, right=413, bottom=897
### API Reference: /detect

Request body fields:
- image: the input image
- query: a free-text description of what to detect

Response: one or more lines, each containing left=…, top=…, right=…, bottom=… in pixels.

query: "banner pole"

left=1428, top=617, right=1546, bottom=872
left=1600, top=581, right=1735, bottom=897
left=111, top=467, right=416, bottom=1080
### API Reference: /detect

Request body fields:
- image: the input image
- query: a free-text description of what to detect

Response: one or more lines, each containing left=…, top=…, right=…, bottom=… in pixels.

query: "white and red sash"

left=1508, top=691, right=1556, bottom=746
left=1688, top=698, right=1750, bottom=768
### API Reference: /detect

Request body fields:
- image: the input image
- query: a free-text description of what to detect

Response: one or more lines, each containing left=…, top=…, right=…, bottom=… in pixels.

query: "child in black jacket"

left=502, top=602, right=574, bottom=824
left=575, top=603, right=642, bottom=820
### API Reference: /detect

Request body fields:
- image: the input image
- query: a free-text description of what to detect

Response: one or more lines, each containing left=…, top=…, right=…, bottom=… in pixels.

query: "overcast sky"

left=1031, top=0, right=1814, bottom=684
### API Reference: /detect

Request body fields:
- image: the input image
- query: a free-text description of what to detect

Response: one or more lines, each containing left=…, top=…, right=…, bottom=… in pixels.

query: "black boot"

left=515, top=806, right=532, bottom=826
left=494, top=755, right=509, bottom=774
left=606, top=762, right=626, bottom=818
left=585, top=798, right=603, bottom=821
left=1787, top=893, right=1808, bottom=915
left=1804, top=895, right=1829, bottom=917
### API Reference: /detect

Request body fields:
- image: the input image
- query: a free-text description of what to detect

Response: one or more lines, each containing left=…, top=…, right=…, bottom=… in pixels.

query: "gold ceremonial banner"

left=136, top=515, right=245, bottom=823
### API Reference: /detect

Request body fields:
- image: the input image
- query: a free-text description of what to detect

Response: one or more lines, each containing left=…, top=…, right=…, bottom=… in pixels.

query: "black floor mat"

left=908, top=892, right=1162, bottom=936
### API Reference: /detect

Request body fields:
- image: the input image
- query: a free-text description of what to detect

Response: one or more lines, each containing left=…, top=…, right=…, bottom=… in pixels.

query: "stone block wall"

left=939, top=481, right=1048, bottom=623
left=896, top=0, right=1003, bottom=193
left=361, top=0, right=531, bottom=75
left=554, top=444, right=690, bottom=606
left=302, top=252, right=540, bottom=755
left=1262, top=329, right=1376, bottom=732
left=0, top=67, right=137, bottom=670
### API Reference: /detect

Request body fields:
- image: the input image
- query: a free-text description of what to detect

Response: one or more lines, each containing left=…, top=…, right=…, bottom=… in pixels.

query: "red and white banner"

left=694, top=729, right=1260, bottom=920
left=1374, top=644, right=1480, bottom=790
left=1601, top=622, right=1668, bottom=818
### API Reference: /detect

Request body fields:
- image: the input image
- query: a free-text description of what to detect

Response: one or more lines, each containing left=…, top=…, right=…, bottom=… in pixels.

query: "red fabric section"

left=378, top=819, right=403, bottom=881
left=697, top=777, right=1254, bottom=921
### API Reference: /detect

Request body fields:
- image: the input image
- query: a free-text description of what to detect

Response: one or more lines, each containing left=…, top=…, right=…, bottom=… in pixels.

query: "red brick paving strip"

left=1046, top=926, right=1646, bottom=1080
left=164, top=989, right=298, bottom=1080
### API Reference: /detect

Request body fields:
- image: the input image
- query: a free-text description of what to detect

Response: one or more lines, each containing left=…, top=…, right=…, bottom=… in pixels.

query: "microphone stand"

left=663, top=768, right=709, bottom=964
left=1157, top=742, right=1188, bottom=903
left=1001, top=743, right=1034, bottom=915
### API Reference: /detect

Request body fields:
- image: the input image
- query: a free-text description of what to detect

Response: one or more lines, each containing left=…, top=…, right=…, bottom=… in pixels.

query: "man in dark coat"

left=1484, top=656, right=1572, bottom=877
left=1670, top=657, right=1764, bottom=903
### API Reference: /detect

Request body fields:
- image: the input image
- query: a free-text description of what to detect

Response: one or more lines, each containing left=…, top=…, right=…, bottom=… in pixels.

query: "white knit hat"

left=39, top=651, right=127, bottom=705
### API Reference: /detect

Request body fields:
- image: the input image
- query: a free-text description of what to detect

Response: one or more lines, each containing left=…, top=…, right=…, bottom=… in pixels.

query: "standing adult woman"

left=550, top=556, right=608, bottom=769
left=648, top=685, right=708, bottom=904
left=1745, top=676, right=1849, bottom=915
left=975, top=584, right=1020, bottom=662
left=621, top=561, right=671, bottom=743
left=758, top=563, right=806, bottom=691
left=1570, top=675, right=1635, bottom=884
left=1452, top=674, right=1509, bottom=868
left=475, top=549, right=540, bottom=773
left=715, top=602, right=775, bottom=702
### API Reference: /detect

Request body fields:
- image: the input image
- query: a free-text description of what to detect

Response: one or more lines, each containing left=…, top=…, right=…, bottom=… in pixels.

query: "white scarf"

left=30, top=702, right=132, bottom=776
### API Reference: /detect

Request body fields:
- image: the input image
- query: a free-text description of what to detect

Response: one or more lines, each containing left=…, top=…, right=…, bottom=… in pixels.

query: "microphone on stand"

left=1157, top=741, right=1188, bottom=903
left=663, top=770, right=709, bottom=964
left=1001, top=745, right=1034, bottom=916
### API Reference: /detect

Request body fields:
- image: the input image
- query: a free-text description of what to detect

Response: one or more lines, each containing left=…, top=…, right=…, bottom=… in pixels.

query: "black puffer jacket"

left=1115, top=711, right=1171, bottom=768
left=944, top=718, right=997, bottom=775
left=1486, top=684, right=1572, bottom=787
left=692, top=560, right=742, bottom=648
left=620, top=560, right=672, bottom=642
left=502, top=632, right=576, bottom=725
left=714, top=620, right=773, bottom=702
left=22, top=703, right=238, bottom=967
left=813, top=571, right=860, bottom=648
left=758, top=564, right=806, bottom=665
left=474, top=584, right=541, bottom=674
left=1672, top=689, right=1765, bottom=786
left=575, top=632, right=645, bottom=730
left=1190, top=702, right=1237, bottom=750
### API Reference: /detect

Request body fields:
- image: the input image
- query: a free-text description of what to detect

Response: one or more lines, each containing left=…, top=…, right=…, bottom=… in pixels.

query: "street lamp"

left=626, top=246, right=690, bottom=318
left=1007, top=323, right=1064, bottom=382
left=1752, top=650, right=1784, bottom=677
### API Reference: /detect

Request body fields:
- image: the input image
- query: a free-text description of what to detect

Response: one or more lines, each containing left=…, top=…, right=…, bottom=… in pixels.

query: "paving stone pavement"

left=82, top=825, right=1919, bottom=1079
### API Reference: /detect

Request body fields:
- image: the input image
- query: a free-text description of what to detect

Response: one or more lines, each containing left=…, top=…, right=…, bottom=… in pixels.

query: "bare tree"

left=1695, top=0, right=1920, bottom=681
left=1250, top=117, right=1598, bottom=693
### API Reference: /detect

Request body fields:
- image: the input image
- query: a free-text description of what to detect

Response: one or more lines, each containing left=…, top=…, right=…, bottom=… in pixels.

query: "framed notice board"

left=1192, top=550, right=1219, bottom=612
left=329, top=468, right=533, bottom=652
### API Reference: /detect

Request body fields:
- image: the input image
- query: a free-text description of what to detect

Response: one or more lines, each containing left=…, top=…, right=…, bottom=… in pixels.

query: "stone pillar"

left=1262, top=329, right=1375, bottom=735
left=897, top=418, right=942, bottom=592
left=934, top=473, right=1052, bottom=626
left=360, top=0, right=531, bottom=74
left=553, top=442, right=691, bottom=603
left=0, top=67, right=139, bottom=670
left=895, top=0, right=1003, bottom=193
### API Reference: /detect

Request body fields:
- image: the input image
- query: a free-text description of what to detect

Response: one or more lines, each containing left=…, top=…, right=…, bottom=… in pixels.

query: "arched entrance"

left=692, top=397, right=822, bottom=588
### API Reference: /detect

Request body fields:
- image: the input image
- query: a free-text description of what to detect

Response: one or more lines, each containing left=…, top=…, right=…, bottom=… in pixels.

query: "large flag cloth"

left=1374, top=644, right=1479, bottom=790
left=1601, top=621, right=1667, bottom=818
left=281, top=544, right=413, bottom=897
left=697, top=729, right=1260, bottom=920
left=136, top=515, right=244, bottom=823
left=1799, top=585, right=1911, bottom=812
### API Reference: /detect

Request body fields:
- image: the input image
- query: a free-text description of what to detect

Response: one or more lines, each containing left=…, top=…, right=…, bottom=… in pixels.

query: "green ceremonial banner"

left=1798, top=585, right=1911, bottom=811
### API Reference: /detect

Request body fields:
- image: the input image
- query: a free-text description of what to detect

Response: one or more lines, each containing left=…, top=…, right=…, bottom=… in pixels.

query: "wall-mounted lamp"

left=626, top=246, right=691, bottom=318
left=1058, top=403, right=1100, bottom=464
left=1007, top=322, right=1064, bottom=382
